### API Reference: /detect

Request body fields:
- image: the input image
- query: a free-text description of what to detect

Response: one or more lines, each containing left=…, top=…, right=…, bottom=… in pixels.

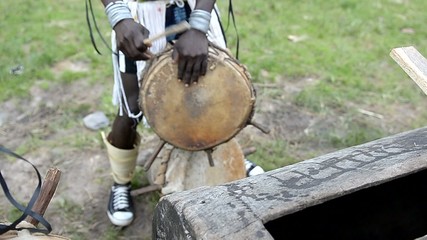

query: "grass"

left=3, top=0, right=427, bottom=238
left=249, top=140, right=300, bottom=171
left=2, top=0, right=426, bottom=140
left=216, top=0, right=427, bottom=165
left=223, top=0, right=427, bottom=108
left=0, top=0, right=111, bottom=101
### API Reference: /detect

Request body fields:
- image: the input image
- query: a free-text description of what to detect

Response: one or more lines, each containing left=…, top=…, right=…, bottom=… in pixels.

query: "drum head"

left=140, top=46, right=255, bottom=151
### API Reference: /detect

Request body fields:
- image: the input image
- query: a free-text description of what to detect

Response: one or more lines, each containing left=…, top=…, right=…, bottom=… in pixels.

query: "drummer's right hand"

left=114, top=19, right=152, bottom=61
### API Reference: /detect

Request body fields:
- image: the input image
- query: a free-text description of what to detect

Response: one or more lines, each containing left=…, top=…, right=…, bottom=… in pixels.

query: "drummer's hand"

left=172, top=29, right=209, bottom=86
left=114, top=19, right=152, bottom=61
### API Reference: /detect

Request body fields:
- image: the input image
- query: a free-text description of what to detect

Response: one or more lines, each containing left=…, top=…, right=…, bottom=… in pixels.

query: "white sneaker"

left=107, top=183, right=134, bottom=226
left=245, top=159, right=265, bottom=177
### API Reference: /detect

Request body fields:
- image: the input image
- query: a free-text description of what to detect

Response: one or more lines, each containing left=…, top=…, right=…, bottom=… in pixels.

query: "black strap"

left=85, top=0, right=102, bottom=55
left=85, top=0, right=116, bottom=55
left=0, top=146, right=52, bottom=235
left=226, top=0, right=240, bottom=60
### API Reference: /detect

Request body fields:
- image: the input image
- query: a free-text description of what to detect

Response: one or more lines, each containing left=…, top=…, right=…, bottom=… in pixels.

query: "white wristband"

left=188, top=9, right=211, bottom=34
left=105, top=1, right=133, bottom=29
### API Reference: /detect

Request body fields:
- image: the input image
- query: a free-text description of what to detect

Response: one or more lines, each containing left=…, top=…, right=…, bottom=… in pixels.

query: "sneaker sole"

left=107, top=211, right=133, bottom=226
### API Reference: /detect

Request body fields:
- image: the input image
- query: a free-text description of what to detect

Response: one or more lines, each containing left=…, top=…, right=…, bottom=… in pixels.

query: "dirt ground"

left=0, top=60, right=424, bottom=239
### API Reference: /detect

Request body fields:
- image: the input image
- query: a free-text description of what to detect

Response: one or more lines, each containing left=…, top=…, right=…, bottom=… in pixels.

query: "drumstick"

left=143, top=21, right=191, bottom=46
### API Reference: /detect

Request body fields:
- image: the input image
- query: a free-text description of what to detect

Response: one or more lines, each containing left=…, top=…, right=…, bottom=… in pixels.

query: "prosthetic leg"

left=102, top=131, right=140, bottom=226
left=101, top=132, right=140, bottom=184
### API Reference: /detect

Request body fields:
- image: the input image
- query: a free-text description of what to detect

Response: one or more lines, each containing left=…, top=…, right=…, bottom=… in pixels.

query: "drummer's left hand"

left=172, top=29, right=209, bottom=86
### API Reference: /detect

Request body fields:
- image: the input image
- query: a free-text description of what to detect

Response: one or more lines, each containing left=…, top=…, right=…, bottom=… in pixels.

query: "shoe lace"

left=112, top=185, right=130, bottom=210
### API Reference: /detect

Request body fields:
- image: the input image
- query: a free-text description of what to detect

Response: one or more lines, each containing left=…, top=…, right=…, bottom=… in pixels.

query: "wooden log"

left=25, top=168, right=61, bottom=226
left=390, top=46, right=427, bottom=95
left=153, top=126, right=427, bottom=239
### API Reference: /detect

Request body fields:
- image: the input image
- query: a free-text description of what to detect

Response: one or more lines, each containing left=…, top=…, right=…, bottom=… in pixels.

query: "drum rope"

left=0, top=146, right=52, bottom=235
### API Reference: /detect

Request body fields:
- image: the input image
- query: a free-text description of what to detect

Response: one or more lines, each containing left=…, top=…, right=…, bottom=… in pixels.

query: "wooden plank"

left=25, top=168, right=61, bottom=226
left=153, top=126, right=427, bottom=239
left=390, top=46, right=427, bottom=95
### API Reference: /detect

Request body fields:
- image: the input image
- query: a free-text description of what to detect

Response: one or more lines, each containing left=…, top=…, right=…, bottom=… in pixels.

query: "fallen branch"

left=131, top=184, right=161, bottom=196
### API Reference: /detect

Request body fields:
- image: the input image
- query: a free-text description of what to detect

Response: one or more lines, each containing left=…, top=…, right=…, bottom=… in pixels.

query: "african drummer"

left=99, top=0, right=264, bottom=226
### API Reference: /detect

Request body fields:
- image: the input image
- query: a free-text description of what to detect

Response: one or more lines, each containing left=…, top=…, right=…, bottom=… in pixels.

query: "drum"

left=146, top=138, right=246, bottom=195
left=140, top=44, right=256, bottom=152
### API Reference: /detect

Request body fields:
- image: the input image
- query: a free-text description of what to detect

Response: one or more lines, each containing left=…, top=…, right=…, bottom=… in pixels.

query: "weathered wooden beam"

left=25, top=168, right=61, bottom=226
left=390, top=46, right=427, bottom=95
left=153, top=127, right=427, bottom=239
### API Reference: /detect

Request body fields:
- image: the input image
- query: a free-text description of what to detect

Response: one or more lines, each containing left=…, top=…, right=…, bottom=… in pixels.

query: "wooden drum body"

left=146, top=138, right=246, bottom=195
left=140, top=44, right=255, bottom=151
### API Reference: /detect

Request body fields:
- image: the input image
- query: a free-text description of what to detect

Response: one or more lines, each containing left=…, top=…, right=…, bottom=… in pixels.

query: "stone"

left=82, top=111, right=109, bottom=130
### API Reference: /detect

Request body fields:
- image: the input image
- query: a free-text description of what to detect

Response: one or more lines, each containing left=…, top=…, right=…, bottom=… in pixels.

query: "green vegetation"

left=2, top=0, right=427, bottom=170
left=225, top=1, right=426, bottom=105
left=2, top=0, right=427, bottom=237
left=219, top=0, right=427, bottom=162
left=0, top=0, right=111, bottom=101
left=250, top=140, right=299, bottom=171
